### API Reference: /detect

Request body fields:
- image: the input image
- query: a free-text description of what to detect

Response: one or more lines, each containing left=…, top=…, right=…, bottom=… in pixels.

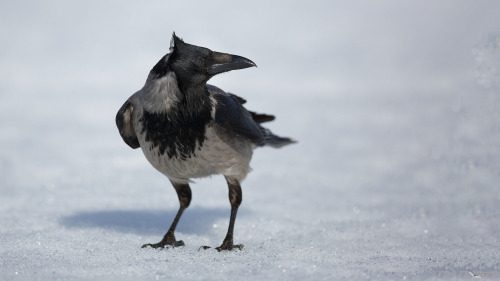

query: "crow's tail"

left=262, top=128, right=297, bottom=148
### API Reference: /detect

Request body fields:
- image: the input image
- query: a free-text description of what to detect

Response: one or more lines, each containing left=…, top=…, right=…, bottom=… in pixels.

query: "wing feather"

left=208, top=85, right=265, bottom=145
left=116, top=100, right=140, bottom=149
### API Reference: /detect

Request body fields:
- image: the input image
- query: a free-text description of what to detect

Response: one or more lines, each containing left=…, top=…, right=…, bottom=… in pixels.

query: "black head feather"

left=150, top=33, right=256, bottom=95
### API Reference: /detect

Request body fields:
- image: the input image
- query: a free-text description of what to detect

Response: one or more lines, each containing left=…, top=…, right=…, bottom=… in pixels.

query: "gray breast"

left=137, top=121, right=254, bottom=184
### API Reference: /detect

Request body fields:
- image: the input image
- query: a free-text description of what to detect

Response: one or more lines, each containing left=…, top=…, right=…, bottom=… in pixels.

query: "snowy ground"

left=1, top=1, right=500, bottom=280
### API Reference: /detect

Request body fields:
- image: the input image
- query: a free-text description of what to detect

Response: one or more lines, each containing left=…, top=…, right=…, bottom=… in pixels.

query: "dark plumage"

left=116, top=33, right=295, bottom=251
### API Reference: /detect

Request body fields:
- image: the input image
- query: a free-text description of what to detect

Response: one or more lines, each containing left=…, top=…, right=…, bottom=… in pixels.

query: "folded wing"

left=116, top=100, right=140, bottom=149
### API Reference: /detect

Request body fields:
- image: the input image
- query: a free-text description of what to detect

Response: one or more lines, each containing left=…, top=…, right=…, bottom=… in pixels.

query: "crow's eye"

left=193, top=57, right=204, bottom=67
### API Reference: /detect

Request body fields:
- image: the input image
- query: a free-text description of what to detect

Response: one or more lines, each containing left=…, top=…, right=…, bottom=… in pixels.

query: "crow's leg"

left=142, top=181, right=191, bottom=249
left=216, top=177, right=244, bottom=251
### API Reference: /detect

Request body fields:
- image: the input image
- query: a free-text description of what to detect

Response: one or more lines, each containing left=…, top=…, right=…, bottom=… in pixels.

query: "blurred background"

left=1, top=0, right=499, bottom=279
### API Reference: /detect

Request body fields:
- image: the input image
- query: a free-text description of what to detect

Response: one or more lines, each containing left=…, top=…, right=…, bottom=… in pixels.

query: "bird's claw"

left=141, top=240, right=185, bottom=249
left=215, top=238, right=244, bottom=252
left=197, top=243, right=243, bottom=252
left=216, top=243, right=243, bottom=252
left=141, top=231, right=184, bottom=249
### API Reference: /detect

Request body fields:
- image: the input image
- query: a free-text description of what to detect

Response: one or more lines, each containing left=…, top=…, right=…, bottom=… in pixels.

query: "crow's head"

left=150, top=33, right=256, bottom=92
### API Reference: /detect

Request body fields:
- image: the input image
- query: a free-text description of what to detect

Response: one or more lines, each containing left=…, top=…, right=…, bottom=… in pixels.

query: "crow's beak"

left=208, top=52, right=257, bottom=75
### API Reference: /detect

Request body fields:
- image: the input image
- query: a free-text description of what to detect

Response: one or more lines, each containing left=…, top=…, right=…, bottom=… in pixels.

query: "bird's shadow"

left=59, top=207, right=246, bottom=235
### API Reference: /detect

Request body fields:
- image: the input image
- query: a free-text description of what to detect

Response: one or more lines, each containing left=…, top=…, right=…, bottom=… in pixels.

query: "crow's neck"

left=182, top=85, right=210, bottom=112
left=142, top=73, right=211, bottom=120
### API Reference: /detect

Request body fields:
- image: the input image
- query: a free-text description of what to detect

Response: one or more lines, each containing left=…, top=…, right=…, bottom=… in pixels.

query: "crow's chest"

left=139, top=110, right=209, bottom=160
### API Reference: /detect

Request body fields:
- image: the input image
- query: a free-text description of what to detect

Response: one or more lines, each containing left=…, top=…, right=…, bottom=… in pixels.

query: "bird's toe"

left=215, top=240, right=244, bottom=252
left=141, top=232, right=185, bottom=249
left=141, top=240, right=185, bottom=249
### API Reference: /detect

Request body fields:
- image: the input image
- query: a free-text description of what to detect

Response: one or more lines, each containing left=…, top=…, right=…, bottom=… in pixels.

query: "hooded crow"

left=116, top=33, right=295, bottom=251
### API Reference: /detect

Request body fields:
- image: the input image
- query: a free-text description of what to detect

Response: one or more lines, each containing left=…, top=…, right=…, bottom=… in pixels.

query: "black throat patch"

left=139, top=108, right=211, bottom=160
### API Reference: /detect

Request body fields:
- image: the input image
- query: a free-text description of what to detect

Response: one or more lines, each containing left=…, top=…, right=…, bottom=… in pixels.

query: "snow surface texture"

left=1, top=1, right=500, bottom=280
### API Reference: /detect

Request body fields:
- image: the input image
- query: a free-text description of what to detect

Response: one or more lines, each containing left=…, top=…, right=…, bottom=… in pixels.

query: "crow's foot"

left=198, top=244, right=243, bottom=252
left=141, top=240, right=184, bottom=249
left=215, top=238, right=243, bottom=252
left=141, top=231, right=184, bottom=249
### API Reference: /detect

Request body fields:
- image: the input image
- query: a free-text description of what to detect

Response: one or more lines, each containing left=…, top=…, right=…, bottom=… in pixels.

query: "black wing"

left=116, top=100, right=140, bottom=149
left=208, top=86, right=265, bottom=146
left=227, top=92, right=275, bottom=124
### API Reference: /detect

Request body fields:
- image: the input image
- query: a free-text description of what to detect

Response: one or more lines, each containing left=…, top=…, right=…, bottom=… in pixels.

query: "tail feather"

left=250, top=111, right=275, bottom=123
left=226, top=91, right=296, bottom=147
left=262, top=128, right=297, bottom=148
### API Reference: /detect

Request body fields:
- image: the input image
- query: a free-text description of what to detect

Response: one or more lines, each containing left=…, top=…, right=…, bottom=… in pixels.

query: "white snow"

left=1, top=1, right=500, bottom=280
